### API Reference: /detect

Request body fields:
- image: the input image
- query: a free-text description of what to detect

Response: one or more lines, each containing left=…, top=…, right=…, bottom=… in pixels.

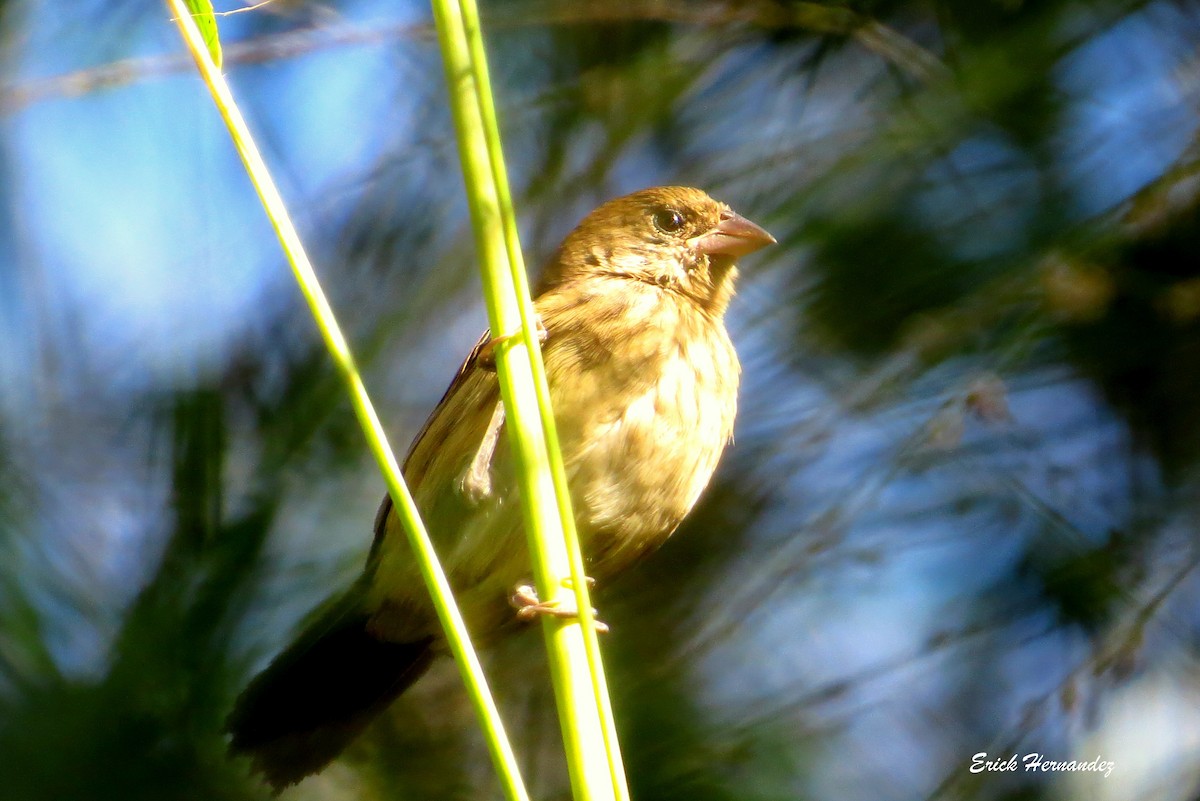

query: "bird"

left=226, top=186, right=775, bottom=790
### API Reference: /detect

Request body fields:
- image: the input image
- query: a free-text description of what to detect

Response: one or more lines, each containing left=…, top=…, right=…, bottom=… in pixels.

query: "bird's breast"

left=541, top=283, right=740, bottom=573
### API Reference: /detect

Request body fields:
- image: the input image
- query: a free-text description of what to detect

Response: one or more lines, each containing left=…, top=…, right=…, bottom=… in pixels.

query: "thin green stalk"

left=431, top=1, right=629, bottom=799
left=455, top=2, right=629, bottom=798
left=164, top=5, right=529, bottom=801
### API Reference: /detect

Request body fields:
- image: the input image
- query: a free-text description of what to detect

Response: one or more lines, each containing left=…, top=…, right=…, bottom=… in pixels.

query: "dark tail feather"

left=227, top=607, right=434, bottom=791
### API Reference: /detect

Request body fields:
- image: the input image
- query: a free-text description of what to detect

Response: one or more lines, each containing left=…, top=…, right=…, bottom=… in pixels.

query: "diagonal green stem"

left=164, top=4, right=529, bottom=800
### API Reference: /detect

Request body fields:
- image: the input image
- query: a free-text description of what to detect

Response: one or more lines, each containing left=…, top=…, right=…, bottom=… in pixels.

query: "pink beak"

left=688, top=209, right=776, bottom=258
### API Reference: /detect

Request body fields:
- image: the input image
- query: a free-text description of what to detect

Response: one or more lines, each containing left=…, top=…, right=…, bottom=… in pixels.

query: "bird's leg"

left=478, top=315, right=548, bottom=371
left=510, top=584, right=609, bottom=633
left=461, top=401, right=506, bottom=503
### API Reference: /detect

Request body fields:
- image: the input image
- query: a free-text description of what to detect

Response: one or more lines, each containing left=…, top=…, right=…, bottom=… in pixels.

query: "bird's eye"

left=651, top=208, right=686, bottom=235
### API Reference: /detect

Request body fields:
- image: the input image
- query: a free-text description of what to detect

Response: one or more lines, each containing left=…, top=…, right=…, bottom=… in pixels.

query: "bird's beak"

left=688, top=210, right=776, bottom=258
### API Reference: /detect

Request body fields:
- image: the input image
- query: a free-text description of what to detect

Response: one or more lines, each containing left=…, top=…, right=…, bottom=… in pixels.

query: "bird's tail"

left=227, top=597, right=434, bottom=791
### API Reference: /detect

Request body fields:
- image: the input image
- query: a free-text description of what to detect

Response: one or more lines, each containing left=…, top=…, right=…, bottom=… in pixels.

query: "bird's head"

left=544, top=186, right=775, bottom=316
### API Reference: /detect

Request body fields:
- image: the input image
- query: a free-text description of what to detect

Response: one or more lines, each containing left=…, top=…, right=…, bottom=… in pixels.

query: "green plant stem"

left=164, top=4, right=529, bottom=801
left=454, top=1, right=630, bottom=797
left=429, top=0, right=629, bottom=799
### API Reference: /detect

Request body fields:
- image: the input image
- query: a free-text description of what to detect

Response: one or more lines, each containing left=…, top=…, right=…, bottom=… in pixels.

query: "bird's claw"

left=510, top=584, right=609, bottom=633
left=479, top=317, right=548, bottom=371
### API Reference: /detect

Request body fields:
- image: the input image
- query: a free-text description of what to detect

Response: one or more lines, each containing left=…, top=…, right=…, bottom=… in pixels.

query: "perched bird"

left=227, top=186, right=775, bottom=789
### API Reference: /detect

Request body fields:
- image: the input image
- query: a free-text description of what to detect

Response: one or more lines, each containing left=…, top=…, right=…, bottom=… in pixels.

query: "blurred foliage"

left=3, top=0, right=1200, bottom=800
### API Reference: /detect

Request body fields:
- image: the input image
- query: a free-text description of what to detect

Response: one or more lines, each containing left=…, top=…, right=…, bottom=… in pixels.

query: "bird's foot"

left=478, top=316, right=548, bottom=371
left=510, top=584, right=609, bottom=633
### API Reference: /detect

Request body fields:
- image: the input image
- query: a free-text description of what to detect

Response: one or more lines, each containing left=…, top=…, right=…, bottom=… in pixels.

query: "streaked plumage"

left=228, top=186, right=774, bottom=790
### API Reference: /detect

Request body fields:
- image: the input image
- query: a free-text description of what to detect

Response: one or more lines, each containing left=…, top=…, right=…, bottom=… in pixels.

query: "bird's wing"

left=405, top=329, right=496, bottom=465
left=363, top=329, right=532, bottom=642
left=369, top=329, right=500, bottom=561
